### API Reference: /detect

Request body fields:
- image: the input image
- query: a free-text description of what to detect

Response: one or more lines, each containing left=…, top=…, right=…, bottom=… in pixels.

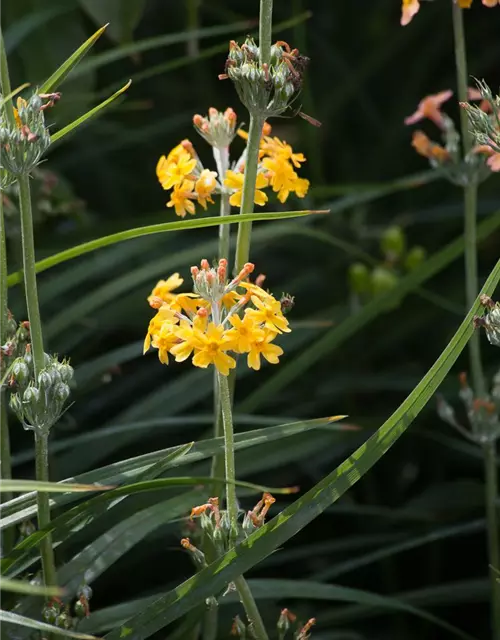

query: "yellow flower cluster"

left=155, top=108, right=309, bottom=217
left=144, top=260, right=291, bottom=375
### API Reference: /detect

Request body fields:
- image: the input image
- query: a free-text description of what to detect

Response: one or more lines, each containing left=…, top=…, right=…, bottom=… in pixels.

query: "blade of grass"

left=0, top=610, right=99, bottom=640
left=0, top=578, right=63, bottom=597
left=0, top=480, right=114, bottom=493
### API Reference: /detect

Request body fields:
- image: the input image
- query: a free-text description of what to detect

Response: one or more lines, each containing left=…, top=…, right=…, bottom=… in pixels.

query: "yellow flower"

left=225, top=314, right=265, bottom=353
left=238, top=281, right=274, bottom=302
left=170, top=293, right=207, bottom=316
left=400, top=0, right=420, bottom=25
left=167, top=180, right=197, bottom=217
left=247, top=296, right=291, bottom=334
left=261, top=155, right=301, bottom=203
left=190, top=323, right=236, bottom=375
left=157, top=152, right=197, bottom=190
left=224, top=170, right=268, bottom=208
left=170, top=320, right=205, bottom=362
left=148, top=273, right=184, bottom=306
left=143, top=304, right=178, bottom=354
left=151, top=322, right=179, bottom=364
left=261, top=136, right=306, bottom=168
left=247, top=332, right=284, bottom=371
left=195, top=169, right=218, bottom=209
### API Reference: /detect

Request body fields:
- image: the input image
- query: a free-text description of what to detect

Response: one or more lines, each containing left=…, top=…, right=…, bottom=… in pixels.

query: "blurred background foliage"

left=3, top=0, right=500, bottom=638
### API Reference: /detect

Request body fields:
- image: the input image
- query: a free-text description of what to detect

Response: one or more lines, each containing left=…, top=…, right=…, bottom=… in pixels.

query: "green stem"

left=202, top=600, right=218, bottom=640
left=259, top=0, right=273, bottom=66
left=483, top=440, right=500, bottom=638
left=217, top=372, right=238, bottom=537
left=18, top=171, right=57, bottom=591
left=451, top=2, right=485, bottom=397
left=213, top=146, right=231, bottom=263
left=17, top=175, right=45, bottom=379
left=234, top=113, right=264, bottom=274
left=233, top=575, right=269, bottom=640
left=452, top=6, right=499, bottom=638
left=35, top=431, right=57, bottom=587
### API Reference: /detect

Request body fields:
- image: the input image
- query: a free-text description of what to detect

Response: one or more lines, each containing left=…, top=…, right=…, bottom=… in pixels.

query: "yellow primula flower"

left=167, top=180, right=197, bottom=217
left=225, top=314, right=265, bottom=353
left=195, top=169, right=218, bottom=209
left=190, top=323, right=236, bottom=375
left=148, top=273, right=184, bottom=306
left=261, top=155, right=300, bottom=203
left=224, top=170, right=268, bottom=207
left=143, top=304, right=178, bottom=354
left=170, top=292, right=207, bottom=316
left=151, top=322, right=179, bottom=364
left=238, top=281, right=274, bottom=302
left=170, top=320, right=205, bottom=362
left=400, top=0, right=420, bottom=25
left=261, top=136, right=306, bottom=168
left=246, top=296, right=291, bottom=334
left=158, top=152, right=197, bottom=190
left=247, top=332, right=284, bottom=371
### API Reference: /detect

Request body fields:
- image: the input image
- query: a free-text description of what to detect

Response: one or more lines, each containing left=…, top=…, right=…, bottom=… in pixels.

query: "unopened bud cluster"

left=1, top=312, right=30, bottom=380
left=193, top=107, right=237, bottom=148
left=0, top=93, right=58, bottom=177
left=475, top=295, right=500, bottom=348
left=437, top=371, right=500, bottom=445
left=222, top=38, right=308, bottom=118
left=461, top=81, right=500, bottom=154
left=348, top=226, right=426, bottom=306
left=276, top=608, right=316, bottom=640
left=9, top=350, right=73, bottom=433
left=42, top=584, right=92, bottom=629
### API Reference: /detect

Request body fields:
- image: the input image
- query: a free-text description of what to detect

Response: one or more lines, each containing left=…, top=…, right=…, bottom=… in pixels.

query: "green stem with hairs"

left=217, top=371, right=268, bottom=639
left=259, top=0, right=273, bottom=66
left=234, top=113, right=264, bottom=274
left=18, top=174, right=58, bottom=591
left=452, top=5, right=500, bottom=638
left=0, top=194, right=14, bottom=554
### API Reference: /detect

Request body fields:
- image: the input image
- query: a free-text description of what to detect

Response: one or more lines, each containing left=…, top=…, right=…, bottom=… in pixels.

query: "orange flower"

left=404, top=90, right=453, bottom=129
left=482, top=0, right=499, bottom=6
left=411, top=131, right=450, bottom=163
left=467, top=87, right=492, bottom=113
left=400, top=0, right=420, bottom=26
left=475, top=145, right=500, bottom=171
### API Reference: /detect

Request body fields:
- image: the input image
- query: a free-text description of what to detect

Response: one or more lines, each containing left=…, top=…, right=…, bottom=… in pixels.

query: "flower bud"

left=23, top=385, right=40, bottom=405
left=9, top=393, right=23, bottom=415
left=405, top=246, right=426, bottom=271
left=11, top=359, right=30, bottom=386
left=55, top=612, right=73, bottom=630
left=42, top=604, right=59, bottom=625
left=37, top=370, right=53, bottom=392
left=53, top=382, right=71, bottom=404
left=381, top=225, right=406, bottom=260
left=371, top=266, right=398, bottom=296
left=349, top=263, right=370, bottom=295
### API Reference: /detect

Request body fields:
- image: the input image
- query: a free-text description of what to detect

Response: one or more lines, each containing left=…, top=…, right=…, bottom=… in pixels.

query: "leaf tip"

left=327, top=415, right=348, bottom=423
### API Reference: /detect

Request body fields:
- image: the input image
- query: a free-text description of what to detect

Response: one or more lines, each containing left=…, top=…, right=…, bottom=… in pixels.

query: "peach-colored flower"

left=482, top=0, right=499, bottom=6
left=411, top=130, right=450, bottom=163
left=404, top=90, right=453, bottom=129
left=401, top=0, right=420, bottom=25
left=475, top=145, right=500, bottom=171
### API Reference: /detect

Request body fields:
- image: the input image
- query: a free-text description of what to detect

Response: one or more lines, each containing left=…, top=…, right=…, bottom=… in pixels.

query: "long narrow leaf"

left=39, top=24, right=108, bottom=93
left=0, top=610, right=99, bottom=640
left=0, top=578, right=63, bottom=597
left=0, top=480, right=114, bottom=493
left=102, top=259, right=500, bottom=639
left=7, top=210, right=327, bottom=287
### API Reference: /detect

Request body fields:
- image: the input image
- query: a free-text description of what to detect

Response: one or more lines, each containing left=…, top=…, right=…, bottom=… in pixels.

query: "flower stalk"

left=451, top=4, right=500, bottom=637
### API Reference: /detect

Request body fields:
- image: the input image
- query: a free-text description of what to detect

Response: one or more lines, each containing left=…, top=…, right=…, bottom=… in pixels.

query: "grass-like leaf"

left=0, top=82, right=30, bottom=106
left=0, top=610, right=99, bottom=640
left=6, top=211, right=327, bottom=287
left=39, top=24, right=108, bottom=93
left=102, top=258, right=500, bottom=640
left=0, top=577, right=63, bottom=597
left=0, top=480, right=114, bottom=493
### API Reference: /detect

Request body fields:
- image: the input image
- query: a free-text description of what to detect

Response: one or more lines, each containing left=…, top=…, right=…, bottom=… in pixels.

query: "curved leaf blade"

left=0, top=480, right=114, bottom=493
left=7, top=211, right=327, bottom=287
left=0, top=578, right=63, bottom=597
left=102, top=259, right=500, bottom=640
left=0, top=610, right=99, bottom=640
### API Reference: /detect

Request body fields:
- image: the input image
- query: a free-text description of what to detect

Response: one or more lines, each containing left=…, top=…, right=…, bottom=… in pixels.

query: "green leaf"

left=79, top=0, right=146, bottom=44
left=0, top=577, right=63, bottom=597
left=0, top=82, right=30, bottom=107
left=0, top=479, right=114, bottom=493
left=239, top=212, right=500, bottom=413
left=6, top=211, right=327, bottom=287
left=49, top=79, right=131, bottom=144
left=0, top=417, right=345, bottom=528
left=39, top=24, right=108, bottom=93
left=0, top=610, right=99, bottom=640
left=102, top=258, right=500, bottom=640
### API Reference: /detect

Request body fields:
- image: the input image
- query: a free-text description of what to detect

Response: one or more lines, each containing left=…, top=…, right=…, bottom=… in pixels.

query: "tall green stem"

left=0, top=187, right=13, bottom=553
left=217, top=372, right=268, bottom=640
left=18, top=175, right=57, bottom=589
left=234, top=113, right=264, bottom=274
left=35, top=432, right=57, bottom=587
left=452, top=5, right=499, bottom=638
left=259, top=0, right=273, bottom=67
